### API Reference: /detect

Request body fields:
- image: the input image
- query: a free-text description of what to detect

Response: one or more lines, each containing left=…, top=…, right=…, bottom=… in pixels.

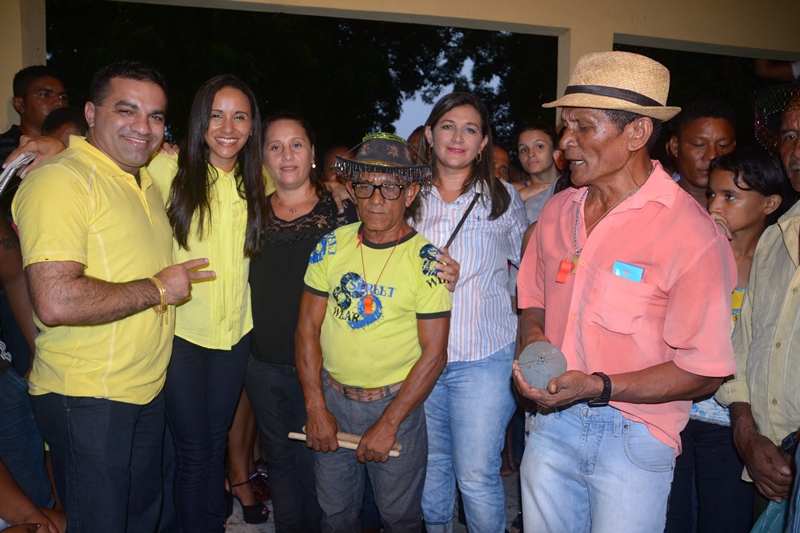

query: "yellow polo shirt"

left=148, top=152, right=252, bottom=349
left=12, top=136, right=175, bottom=404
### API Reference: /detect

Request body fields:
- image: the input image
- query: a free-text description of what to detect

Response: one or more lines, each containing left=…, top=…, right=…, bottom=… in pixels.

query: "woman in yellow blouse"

left=148, top=74, right=269, bottom=531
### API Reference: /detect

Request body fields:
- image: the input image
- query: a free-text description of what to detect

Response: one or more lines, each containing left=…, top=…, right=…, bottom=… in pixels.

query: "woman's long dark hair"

left=168, top=74, right=267, bottom=258
left=262, top=111, right=327, bottom=199
left=420, top=92, right=510, bottom=220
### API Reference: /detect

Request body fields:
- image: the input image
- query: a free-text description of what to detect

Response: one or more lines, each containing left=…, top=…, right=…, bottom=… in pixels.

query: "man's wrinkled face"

left=779, top=107, right=800, bottom=192
left=559, top=107, right=632, bottom=188
left=350, top=173, right=418, bottom=235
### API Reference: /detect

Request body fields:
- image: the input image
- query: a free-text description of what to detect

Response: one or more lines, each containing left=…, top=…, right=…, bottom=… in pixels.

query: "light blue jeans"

left=787, top=445, right=800, bottom=532
left=422, top=343, right=516, bottom=533
left=522, top=403, right=675, bottom=533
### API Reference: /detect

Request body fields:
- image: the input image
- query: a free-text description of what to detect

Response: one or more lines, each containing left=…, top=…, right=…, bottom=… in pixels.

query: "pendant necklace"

left=359, top=232, right=402, bottom=315
left=273, top=189, right=313, bottom=215
left=556, top=165, right=654, bottom=284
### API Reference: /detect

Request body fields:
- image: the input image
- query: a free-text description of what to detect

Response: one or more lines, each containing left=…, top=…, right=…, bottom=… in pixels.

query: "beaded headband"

left=335, top=132, right=432, bottom=185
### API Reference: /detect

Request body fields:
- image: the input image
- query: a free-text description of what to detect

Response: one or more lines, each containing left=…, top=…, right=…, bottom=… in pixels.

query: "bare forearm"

left=295, top=292, right=328, bottom=413
left=296, top=330, right=326, bottom=413
left=378, top=317, right=449, bottom=430
left=518, top=307, right=547, bottom=357
left=607, top=362, right=724, bottom=403
left=28, top=269, right=160, bottom=326
left=378, top=347, right=446, bottom=430
left=730, top=402, right=755, bottom=428
left=0, top=460, right=42, bottom=525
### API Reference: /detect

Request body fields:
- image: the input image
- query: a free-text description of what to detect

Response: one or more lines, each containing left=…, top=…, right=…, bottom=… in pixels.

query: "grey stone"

left=518, top=342, right=567, bottom=389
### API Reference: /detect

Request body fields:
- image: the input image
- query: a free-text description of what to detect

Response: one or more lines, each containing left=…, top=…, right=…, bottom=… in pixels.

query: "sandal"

left=248, top=460, right=271, bottom=502
left=229, top=478, right=270, bottom=524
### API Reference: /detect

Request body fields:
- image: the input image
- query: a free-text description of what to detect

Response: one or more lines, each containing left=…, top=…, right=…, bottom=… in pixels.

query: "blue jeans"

left=522, top=403, right=675, bottom=533
left=164, top=336, right=250, bottom=533
left=31, top=391, right=165, bottom=533
left=0, top=367, right=50, bottom=508
left=421, top=343, right=516, bottom=533
left=665, top=419, right=753, bottom=533
left=788, top=446, right=800, bottom=533
left=315, top=376, right=428, bottom=533
left=245, top=358, right=322, bottom=532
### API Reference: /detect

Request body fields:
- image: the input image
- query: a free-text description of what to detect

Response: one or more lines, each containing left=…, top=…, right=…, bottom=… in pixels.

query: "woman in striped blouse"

left=413, top=92, right=528, bottom=533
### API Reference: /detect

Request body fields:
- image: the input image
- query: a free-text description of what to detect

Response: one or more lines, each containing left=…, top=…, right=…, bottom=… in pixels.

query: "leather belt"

left=325, top=372, right=402, bottom=403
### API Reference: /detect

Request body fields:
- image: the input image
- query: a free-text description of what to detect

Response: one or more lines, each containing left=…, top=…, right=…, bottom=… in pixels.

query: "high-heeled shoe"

left=228, top=478, right=269, bottom=524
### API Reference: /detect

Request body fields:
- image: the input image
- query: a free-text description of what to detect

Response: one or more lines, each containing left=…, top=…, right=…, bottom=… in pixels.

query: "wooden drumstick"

left=288, top=426, right=402, bottom=457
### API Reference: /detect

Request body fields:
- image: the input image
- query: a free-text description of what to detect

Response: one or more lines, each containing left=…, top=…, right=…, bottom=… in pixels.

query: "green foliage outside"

left=46, top=0, right=776, bottom=157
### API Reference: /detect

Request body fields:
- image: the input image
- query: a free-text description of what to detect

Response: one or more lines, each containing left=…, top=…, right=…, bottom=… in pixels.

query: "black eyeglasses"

left=352, top=182, right=405, bottom=200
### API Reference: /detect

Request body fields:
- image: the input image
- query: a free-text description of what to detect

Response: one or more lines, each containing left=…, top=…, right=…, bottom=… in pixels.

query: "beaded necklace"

left=358, top=233, right=402, bottom=315
left=555, top=165, right=653, bottom=283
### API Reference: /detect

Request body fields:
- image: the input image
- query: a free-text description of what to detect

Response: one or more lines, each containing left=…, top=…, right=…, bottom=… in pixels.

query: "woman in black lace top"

left=245, top=112, right=356, bottom=531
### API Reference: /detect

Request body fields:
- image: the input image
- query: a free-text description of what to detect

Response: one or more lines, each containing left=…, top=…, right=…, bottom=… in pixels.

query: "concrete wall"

left=1, top=0, right=46, bottom=131
left=2, top=0, right=798, bottom=129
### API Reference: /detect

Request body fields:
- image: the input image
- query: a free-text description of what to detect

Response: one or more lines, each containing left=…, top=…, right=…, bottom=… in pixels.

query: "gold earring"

left=312, top=161, right=316, bottom=169
left=476, top=152, right=482, bottom=164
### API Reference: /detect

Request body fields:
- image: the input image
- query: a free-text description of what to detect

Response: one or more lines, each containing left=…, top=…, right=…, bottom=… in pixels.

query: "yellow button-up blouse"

left=149, top=152, right=253, bottom=350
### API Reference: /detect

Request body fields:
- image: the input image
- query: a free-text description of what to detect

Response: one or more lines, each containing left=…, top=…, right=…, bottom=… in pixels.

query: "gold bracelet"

left=148, top=277, right=168, bottom=326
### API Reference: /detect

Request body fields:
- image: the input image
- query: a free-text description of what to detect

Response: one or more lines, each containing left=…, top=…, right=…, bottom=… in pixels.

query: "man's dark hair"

left=13, top=65, right=64, bottom=98
left=601, top=109, right=662, bottom=152
left=89, top=61, right=168, bottom=107
left=671, top=100, right=737, bottom=138
left=41, top=107, right=88, bottom=137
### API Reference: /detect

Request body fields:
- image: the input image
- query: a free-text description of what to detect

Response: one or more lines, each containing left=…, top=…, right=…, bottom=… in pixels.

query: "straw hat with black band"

left=543, top=51, right=681, bottom=121
left=754, top=79, right=800, bottom=153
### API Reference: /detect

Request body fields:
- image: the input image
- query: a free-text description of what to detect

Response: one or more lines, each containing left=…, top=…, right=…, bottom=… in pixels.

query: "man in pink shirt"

left=513, top=51, right=737, bottom=532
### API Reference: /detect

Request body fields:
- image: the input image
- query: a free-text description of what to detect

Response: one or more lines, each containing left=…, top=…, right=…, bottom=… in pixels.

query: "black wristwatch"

left=782, top=432, right=799, bottom=456
left=587, top=372, right=612, bottom=407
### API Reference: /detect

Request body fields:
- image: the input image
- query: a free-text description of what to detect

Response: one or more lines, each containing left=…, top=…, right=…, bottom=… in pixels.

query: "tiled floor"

left=226, top=470, right=521, bottom=532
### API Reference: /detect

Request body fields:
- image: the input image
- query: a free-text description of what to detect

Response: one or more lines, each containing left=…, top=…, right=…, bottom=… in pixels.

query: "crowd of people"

left=0, top=49, right=799, bottom=533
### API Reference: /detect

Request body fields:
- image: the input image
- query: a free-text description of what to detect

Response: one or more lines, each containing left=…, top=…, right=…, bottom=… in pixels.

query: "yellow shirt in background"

left=12, top=136, right=175, bottom=404
left=148, top=152, right=252, bottom=350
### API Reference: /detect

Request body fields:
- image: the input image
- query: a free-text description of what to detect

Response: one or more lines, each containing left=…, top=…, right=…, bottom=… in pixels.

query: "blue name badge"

left=612, top=261, right=644, bottom=283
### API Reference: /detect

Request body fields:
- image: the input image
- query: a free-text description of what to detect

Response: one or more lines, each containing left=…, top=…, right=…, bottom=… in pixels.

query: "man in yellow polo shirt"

left=12, top=61, right=212, bottom=532
left=297, top=134, right=451, bottom=531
